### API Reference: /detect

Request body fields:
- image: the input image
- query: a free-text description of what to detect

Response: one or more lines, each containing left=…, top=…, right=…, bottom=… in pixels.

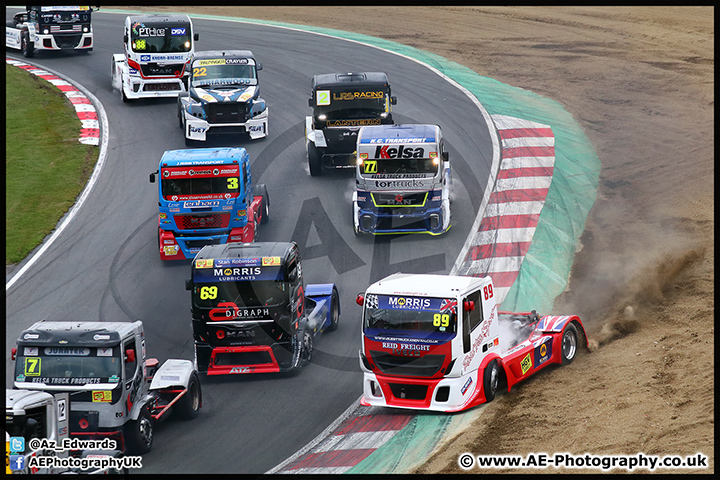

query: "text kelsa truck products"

left=186, top=242, right=340, bottom=375
left=357, top=273, right=588, bottom=412
left=6, top=6, right=95, bottom=58
left=353, top=124, right=451, bottom=235
left=11, top=321, right=202, bottom=455
left=111, top=14, right=198, bottom=102
left=6, top=389, right=127, bottom=474
left=149, top=147, right=269, bottom=261
left=306, top=72, right=397, bottom=176
left=178, top=50, right=268, bottom=145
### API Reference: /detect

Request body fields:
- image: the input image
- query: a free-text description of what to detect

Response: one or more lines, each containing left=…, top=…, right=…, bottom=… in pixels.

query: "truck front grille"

left=369, top=351, right=445, bottom=377
left=140, top=63, right=185, bottom=78
left=174, top=213, right=230, bottom=230
left=207, top=103, right=249, bottom=124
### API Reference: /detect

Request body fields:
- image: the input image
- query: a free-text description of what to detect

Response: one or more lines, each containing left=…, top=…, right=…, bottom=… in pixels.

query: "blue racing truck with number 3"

left=149, top=147, right=269, bottom=261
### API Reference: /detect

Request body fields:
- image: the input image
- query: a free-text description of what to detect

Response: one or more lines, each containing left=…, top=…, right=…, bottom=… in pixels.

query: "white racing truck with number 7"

left=357, top=273, right=588, bottom=412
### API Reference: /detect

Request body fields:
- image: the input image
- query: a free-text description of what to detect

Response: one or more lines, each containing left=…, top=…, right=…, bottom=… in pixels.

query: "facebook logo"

left=10, top=454, right=25, bottom=471
left=10, top=436, right=25, bottom=453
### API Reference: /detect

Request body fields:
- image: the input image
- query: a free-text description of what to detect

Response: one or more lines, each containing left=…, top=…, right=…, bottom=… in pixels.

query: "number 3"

left=227, top=178, right=238, bottom=189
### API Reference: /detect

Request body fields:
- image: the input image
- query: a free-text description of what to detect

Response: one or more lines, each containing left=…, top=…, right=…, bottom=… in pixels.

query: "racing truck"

left=149, top=147, right=269, bottom=261
left=178, top=50, right=268, bottom=145
left=10, top=320, right=202, bottom=455
left=186, top=241, right=340, bottom=375
left=353, top=124, right=451, bottom=235
left=5, top=6, right=95, bottom=58
left=306, top=72, right=397, bottom=176
left=356, top=273, right=588, bottom=412
left=6, top=389, right=125, bottom=474
left=111, top=14, right=198, bottom=102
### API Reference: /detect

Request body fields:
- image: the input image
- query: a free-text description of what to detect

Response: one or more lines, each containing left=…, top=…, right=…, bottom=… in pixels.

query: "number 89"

left=433, top=313, right=450, bottom=328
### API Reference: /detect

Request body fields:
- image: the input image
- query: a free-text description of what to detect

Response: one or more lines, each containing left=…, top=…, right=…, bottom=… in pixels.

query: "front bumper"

left=354, top=204, right=449, bottom=235
left=361, top=370, right=483, bottom=412
left=185, top=109, right=268, bottom=141
left=35, top=33, right=93, bottom=51
left=123, top=76, right=187, bottom=100
left=195, top=341, right=299, bottom=375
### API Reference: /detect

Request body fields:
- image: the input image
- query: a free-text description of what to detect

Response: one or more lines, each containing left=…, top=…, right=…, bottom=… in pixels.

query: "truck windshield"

left=161, top=165, right=241, bottom=201
left=193, top=280, right=289, bottom=309
left=192, top=63, right=257, bottom=87
left=14, top=346, right=123, bottom=386
left=360, top=158, right=438, bottom=176
left=363, top=295, right=457, bottom=336
left=131, top=22, right=192, bottom=53
left=315, top=90, right=388, bottom=122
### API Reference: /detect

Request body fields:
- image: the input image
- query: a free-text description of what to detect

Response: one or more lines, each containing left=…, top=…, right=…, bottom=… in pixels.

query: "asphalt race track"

left=5, top=9, right=495, bottom=474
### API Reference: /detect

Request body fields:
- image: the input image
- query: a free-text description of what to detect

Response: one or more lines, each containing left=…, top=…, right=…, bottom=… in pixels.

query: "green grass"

left=5, top=64, right=98, bottom=265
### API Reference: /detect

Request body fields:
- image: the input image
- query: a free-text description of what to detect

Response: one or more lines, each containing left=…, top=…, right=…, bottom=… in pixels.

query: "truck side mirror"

left=11, top=347, right=17, bottom=360
left=125, top=349, right=135, bottom=363
left=442, top=152, right=449, bottom=162
left=356, top=294, right=365, bottom=306
left=390, top=96, right=397, bottom=105
left=149, top=172, right=156, bottom=183
left=146, top=357, right=159, bottom=381
left=123, top=34, right=128, bottom=44
left=194, top=33, right=199, bottom=41
left=185, top=279, right=192, bottom=290
left=256, top=62, right=262, bottom=71
left=464, top=300, right=475, bottom=312
left=308, top=98, right=313, bottom=108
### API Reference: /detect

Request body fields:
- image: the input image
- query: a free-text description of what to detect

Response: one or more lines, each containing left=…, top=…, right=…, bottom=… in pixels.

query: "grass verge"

left=5, top=63, right=98, bottom=265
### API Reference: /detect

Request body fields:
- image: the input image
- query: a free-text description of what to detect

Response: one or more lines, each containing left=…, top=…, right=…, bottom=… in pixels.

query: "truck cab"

left=186, top=242, right=340, bottom=375
left=178, top=50, right=268, bottom=144
left=306, top=72, right=397, bottom=176
left=6, top=6, right=95, bottom=58
left=11, top=321, right=201, bottom=454
left=111, top=14, right=198, bottom=102
left=357, top=273, right=587, bottom=412
left=149, top=147, right=269, bottom=261
left=353, top=124, right=451, bottom=235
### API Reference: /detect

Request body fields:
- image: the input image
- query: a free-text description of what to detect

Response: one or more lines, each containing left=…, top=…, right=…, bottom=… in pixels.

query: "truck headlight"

left=83, top=26, right=88, bottom=33
left=43, top=28, right=49, bottom=34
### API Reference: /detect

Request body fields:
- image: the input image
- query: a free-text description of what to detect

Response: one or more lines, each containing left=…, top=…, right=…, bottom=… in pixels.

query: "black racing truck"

left=305, top=72, right=397, bottom=176
left=11, top=320, right=202, bottom=455
left=186, top=241, right=340, bottom=375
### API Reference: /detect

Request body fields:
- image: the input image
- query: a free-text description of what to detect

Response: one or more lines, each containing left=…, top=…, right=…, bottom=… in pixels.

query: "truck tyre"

left=177, top=100, right=184, bottom=129
left=124, top=405, right=153, bottom=455
left=254, top=184, right=269, bottom=224
left=21, top=31, right=34, bottom=58
left=302, top=330, right=313, bottom=363
left=561, top=323, right=578, bottom=366
left=175, top=373, right=201, bottom=420
left=327, top=287, right=340, bottom=331
left=483, top=360, right=500, bottom=403
left=308, top=142, right=322, bottom=176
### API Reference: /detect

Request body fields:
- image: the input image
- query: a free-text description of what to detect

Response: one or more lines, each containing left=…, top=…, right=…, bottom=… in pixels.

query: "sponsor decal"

left=520, top=353, right=533, bottom=374
left=332, top=91, right=384, bottom=101
left=23, top=347, right=38, bottom=356
left=197, top=58, right=226, bottom=66
left=163, top=245, right=179, bottom=256
left=262, top=256, right=281, bottom=266
left=133, top=23, right=166, bottom=37
left=91, top=391, right=112, bottom=403
left=363, top=137, right=434, bottom=144
left=229, top=367, right=253, bottom=373
left=195, top=259, right=214, bottom=269
left=374, top=179, right=425, bottom=189
left=461, top=376, right=473, bottom=395
left=534, top=337, right=553, bottom=367
left=326, top=118, right=381, bottom=127
left=214, top=258, right=262, bottom=267
left=184, top=200, right=221, bottom=208
left=374, top=145, right=425, bottom=159
left=170, top=27, right=186, bottom=36
left=226, top=58, right=250, bottom=65
left=44, top=347, right=90, bottom=356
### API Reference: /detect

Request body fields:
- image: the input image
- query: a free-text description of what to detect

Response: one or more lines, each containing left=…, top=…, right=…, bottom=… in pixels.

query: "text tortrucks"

left=178, top=50, right=268, bottom=144
left=357, top=273, right=588, bottom=412
left=112, top=14, right=198, bottom=102
left=11, top=320, right=202, bottom=455
left=306, top=72, right=397, bottom=176
left=149, top=147, right=269, bottom=261
left=186, top=242, right=340, bottom=375
left=354, top=124, right=452, bottom=235
left=6, top=6, right=95, bottom=57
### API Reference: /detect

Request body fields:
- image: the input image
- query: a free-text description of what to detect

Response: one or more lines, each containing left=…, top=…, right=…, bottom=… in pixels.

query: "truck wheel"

left=175, top=373, right=201, bottom=420
left=483, top=360, right=500, bottom=403
left=121, top=87, right=130, bottom=103
left=302, top=331, right=313, bottom=363
left=21, top=31, right=34, bottom=58
left=561, top=323, right=578, bottom=366
left=308, top=142, right=322, bottom=176
left=254, top=184, right=269, bottom=224
left=177, top=100, right=184, bottom=129
left=327, top=287, right=340, bottom=331
left=124, top=406, right=153, bottom=455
